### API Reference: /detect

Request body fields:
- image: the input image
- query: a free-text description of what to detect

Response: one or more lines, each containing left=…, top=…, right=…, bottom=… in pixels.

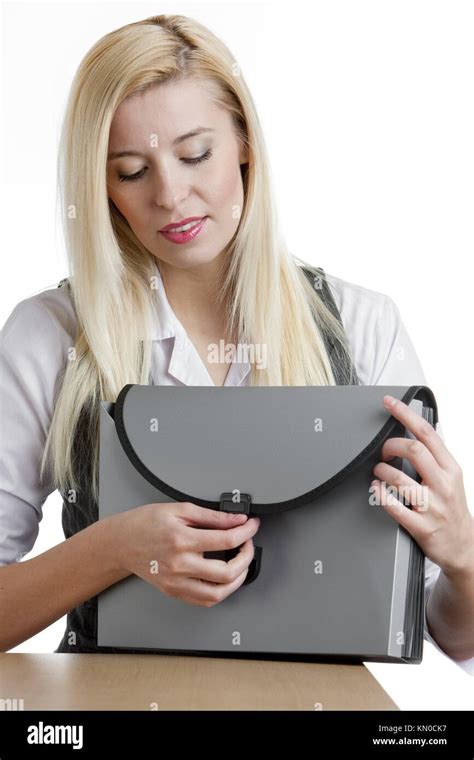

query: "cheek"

left=204, top=159, right=243, bottom=213
left=109, top=185, right=145, bottom=227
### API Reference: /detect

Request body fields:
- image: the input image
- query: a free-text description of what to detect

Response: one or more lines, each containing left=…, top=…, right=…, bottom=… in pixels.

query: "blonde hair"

left=41, top=14, right=356, bottom=503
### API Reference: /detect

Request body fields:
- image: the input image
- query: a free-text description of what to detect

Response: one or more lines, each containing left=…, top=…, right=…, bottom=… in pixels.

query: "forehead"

left=108, top=78, right=227, bottom=148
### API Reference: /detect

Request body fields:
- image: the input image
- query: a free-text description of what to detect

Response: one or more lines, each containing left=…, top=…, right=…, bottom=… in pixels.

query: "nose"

left=151, top=163, right=188, bottom=211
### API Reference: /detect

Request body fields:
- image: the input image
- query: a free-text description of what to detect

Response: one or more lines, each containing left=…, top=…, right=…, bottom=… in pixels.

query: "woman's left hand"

left=370, top=394, right=474, bottom=577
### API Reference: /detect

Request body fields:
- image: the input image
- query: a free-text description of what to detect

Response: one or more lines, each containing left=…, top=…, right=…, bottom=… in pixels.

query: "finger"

left=370, top=479, right=425, bottom=537
left=176, top=567, right=250, bottom=605
left=180, top=502, right=249, bottom=529
left=186, top=539, right=255, bottom=584
left=372, top=462, right=431, bottom=512
left=380, top=436, right=445, bottom=491
left=383, top=395, right=455, bottom=471
left=190, top=517, right=261, bottom=553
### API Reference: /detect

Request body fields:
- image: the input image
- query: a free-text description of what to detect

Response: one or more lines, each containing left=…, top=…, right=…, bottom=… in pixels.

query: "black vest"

left=54, top=267, right=359, bottom=653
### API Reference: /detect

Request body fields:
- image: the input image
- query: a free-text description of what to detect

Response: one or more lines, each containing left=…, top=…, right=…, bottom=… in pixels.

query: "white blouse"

left=0, top=262, right=472, bottom=673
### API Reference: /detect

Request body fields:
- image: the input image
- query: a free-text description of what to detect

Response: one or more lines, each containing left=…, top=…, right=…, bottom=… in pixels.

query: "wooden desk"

left=0, top=653, right=398, bottom=710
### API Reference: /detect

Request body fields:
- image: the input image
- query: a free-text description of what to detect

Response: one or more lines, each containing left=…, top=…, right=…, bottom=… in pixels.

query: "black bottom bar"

left=0, top=710, right=472, bottom=757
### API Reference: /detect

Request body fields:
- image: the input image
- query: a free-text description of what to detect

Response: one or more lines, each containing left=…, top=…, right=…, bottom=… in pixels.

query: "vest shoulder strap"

left=300, top=265, right=359, bottom=385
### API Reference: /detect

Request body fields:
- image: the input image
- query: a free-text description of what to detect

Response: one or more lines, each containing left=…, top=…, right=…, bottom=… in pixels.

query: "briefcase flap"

left=112, top=383, right=437, bottom=516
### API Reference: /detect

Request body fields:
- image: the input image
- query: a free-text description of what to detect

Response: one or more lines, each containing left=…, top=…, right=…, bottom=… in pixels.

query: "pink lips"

left=159, top=216, right=208, bottom=244
left=160, top=215, right=203, bottom=231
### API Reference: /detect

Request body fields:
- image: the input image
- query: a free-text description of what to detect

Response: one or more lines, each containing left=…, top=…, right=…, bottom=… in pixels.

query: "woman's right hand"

left=113, top=501, right=260, bottom=607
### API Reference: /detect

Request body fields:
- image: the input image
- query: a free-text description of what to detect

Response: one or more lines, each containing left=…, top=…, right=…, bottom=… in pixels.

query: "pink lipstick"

left=159, top=216, right=208, bottom=244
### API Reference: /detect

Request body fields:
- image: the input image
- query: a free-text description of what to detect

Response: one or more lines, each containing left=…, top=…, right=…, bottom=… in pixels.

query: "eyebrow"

left=107, top=127, right=215, bottom=161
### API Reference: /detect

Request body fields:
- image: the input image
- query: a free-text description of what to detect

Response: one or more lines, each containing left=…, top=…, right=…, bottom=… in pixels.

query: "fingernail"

left=384, top=395, right=396, bottom=407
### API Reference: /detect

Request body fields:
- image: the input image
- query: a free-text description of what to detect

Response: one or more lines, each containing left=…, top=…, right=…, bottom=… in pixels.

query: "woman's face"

left=106, top=77, right=248, bottom=270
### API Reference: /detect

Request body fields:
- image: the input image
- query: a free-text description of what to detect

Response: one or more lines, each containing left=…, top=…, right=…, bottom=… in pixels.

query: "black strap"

left=300, top=266, right=359, bottom=386
left=114, top=382, right=438, bottom=517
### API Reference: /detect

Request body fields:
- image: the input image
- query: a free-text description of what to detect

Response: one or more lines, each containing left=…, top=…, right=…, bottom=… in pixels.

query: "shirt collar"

left=150, top=261, right=186, bottom=344
left=149, top=260, right=251, bottom=386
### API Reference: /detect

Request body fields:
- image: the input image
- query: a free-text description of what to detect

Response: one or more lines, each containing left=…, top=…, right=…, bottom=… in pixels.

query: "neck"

left=156, top=257, right=232, bottom=340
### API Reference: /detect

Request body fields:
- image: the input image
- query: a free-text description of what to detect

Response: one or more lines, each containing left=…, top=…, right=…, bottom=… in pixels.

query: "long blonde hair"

left=41, top=14, right=356, bottom=503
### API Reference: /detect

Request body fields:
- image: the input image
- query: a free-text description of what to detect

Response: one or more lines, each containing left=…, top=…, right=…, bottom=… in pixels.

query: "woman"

left=0, top=14, right=472, bottom=670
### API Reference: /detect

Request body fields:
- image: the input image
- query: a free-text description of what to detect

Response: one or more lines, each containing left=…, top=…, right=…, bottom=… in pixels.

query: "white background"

left=1, top=0, right=473, bottom=709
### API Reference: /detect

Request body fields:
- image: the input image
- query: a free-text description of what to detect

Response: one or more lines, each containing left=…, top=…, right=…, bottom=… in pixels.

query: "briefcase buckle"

left=219, top=492, right=252, bottom=515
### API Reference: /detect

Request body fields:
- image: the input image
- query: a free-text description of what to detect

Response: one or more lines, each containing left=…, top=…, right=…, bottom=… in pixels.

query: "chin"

left=155, top=250, right=224, bottom=269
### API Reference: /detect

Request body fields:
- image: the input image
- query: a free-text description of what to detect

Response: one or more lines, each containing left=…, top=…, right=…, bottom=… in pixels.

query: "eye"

left=181, top=148, right=213, bottom=165
left=118, top=168, right=146, bottom=183
left=117, top=148, right=213, bottom=182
